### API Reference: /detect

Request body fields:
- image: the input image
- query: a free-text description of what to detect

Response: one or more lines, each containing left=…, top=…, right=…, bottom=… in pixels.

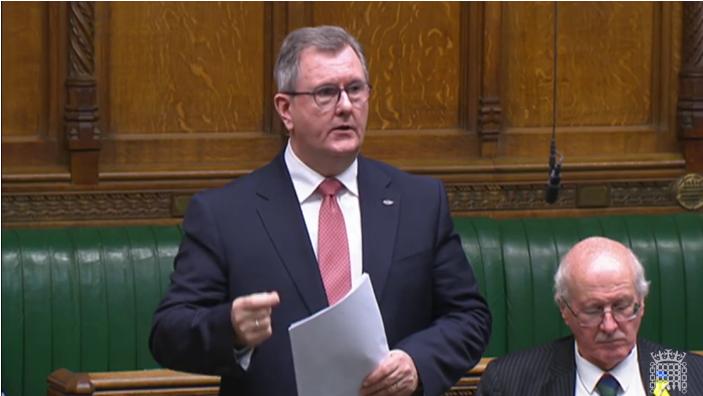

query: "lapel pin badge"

left=382, top=199, right=394, bottom=206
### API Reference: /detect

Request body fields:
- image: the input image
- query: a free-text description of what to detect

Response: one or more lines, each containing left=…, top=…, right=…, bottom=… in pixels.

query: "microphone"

left=545, top=139, right=563, bottom=204
left=545, top=1, right=563, bottom=204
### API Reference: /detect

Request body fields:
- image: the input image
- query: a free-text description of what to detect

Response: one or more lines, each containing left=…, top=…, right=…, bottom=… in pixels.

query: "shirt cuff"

left=233, top=346, right=254, bottom=371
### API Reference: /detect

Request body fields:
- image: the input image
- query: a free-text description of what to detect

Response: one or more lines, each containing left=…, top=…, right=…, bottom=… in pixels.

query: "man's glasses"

left=562, top=299, right=641, bottom=327
left=282, top=82, right=372, bottom=111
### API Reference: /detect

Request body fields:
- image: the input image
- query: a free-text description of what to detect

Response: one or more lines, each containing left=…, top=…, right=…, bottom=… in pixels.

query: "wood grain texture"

left=678, top=1, right=703, bottom=171
left=65, top=1, right=101, bottom=184
left=106, top=1, right=265, bottom=135
left=2, top=172, right=689, bottom=227
left=44, top=361, right=491, bottom=396
left=0, top=1, right=695, bottom=224
left=477, top=2, right=503, bottom=158
left=101, top=132, right=281, bottom=167
left=314, top=1, right=461, bottom=130
left=660, top=1, right=681, bottom=153
left=1, top=1, right=48, bottom=137
left=1, top=1, right=67, bottom=173
left=503, top=1, right=654, bottom=128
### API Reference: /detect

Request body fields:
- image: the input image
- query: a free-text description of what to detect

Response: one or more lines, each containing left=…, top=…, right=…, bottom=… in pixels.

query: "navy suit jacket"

left=477, top=336, right=703, bottom=396
left=149, top=152, right=492, bottom=396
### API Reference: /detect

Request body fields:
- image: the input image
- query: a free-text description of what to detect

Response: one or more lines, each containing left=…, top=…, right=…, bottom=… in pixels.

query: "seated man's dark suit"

left=477, top=335, right=703, bottom=396
left=149, top=151, right=492, bottom=396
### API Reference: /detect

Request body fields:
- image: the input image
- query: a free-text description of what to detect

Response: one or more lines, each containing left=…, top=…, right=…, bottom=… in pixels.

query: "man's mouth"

left=332, top=125, right=354, bottom=132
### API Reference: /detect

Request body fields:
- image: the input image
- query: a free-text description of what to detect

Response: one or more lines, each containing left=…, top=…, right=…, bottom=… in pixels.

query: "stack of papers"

left=289, top=273, right=390, bottom=396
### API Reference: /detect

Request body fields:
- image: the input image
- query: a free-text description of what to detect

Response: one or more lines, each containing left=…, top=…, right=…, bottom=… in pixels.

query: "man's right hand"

left=231, top=292, right=280, bottom=348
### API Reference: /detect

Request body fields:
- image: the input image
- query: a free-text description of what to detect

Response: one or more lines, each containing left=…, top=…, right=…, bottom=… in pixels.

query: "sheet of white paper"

left=289, top=273, right=389, bottom=396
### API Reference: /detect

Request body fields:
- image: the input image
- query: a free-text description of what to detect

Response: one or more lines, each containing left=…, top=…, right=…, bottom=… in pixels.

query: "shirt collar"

left=283, top=140, right=359, bottom=204
left=574, top=340, right=639, bottom=395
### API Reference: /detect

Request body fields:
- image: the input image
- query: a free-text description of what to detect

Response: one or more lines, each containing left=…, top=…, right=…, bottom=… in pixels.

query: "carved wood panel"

left=1, top=2, right=67, bottom=173
left=65, top=1, right=101, bottom=184
left=1, top=1, right=699, bottom=227
left=678, top=1, right=703, bottom=172
left=315, top=1, right=463, bottom=131
left=500, top=2, right=680, bottom=157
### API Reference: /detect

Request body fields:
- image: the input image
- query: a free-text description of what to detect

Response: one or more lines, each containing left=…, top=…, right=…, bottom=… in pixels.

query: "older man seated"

left=477, top=236, right=703, bottom=396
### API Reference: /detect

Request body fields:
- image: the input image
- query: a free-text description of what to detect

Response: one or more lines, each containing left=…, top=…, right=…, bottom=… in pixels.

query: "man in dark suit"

left=477, top=236, right=703, bottom=396
left=149, top=25, right=492, bottom=396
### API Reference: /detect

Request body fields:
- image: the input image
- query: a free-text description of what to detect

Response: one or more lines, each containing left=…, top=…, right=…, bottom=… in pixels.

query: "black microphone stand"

left=546, top=1, right=564, bottom=204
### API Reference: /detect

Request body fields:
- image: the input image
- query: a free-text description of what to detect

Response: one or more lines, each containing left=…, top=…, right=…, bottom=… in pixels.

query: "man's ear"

left=274, top=93, right=294, bottom=132
left=557, top=300, right=570, bottom=324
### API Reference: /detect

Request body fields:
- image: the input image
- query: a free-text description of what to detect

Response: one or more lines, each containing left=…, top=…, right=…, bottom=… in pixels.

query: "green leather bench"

left=3, top=213, right=703, bottom=396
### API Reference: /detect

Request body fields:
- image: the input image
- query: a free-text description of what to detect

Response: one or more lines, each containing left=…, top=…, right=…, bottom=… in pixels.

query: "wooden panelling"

left=504, top=2, right=655, bottom=128
left=2, top=1, right=701, bottom=226
left=98, top=1, right=476, bottom=173
left=106, top=2, right=265, bottom=135
left=475, top=2, right=502, bottom=158
left=1, top=2, right=48, bottom=137
left=678, top=1, right=703, bottom=172
left=1, top=1, right=67, bottom=172
left=99, top=1, right=275, bottom=170
left=315, top=2, right=462, bottom=130
left=313, top=2, right=477, bottom=164
left=500, top=2, right=680, bottom=157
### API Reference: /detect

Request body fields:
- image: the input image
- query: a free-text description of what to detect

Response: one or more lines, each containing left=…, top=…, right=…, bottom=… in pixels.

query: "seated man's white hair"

left=553, top=236, right=650, bottom=304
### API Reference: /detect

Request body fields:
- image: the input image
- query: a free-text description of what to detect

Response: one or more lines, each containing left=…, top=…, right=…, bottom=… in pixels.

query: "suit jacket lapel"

left=541, top=337, right=655, bottom=396
left=358, top=157, right=399, bottom=302
left=256, top=152, right=328, bottom=315
left=542, top=336, right=576, bottom=396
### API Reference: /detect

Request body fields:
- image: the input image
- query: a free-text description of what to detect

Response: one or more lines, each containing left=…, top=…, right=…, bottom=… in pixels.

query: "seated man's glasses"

left=282, top=82, right=373, bottom=111
left=561, top=299, right=641, bottom=327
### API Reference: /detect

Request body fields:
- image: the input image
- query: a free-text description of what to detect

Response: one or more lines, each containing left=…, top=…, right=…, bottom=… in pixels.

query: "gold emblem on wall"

left=672, top=173, right=703, bottom=211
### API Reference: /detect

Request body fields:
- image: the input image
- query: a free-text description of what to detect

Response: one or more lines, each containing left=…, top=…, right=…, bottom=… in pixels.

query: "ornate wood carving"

left=65, top=1, right=101, bottom=184
left=1, top=180, right=687, bottom=226
left=678, top=1, right=703, bottom=172
left=2, top=193, right=172, bottom=222
left=610, top=182, right=674, bottom=207
left=477, top=2, right=503, bottom=158
left=446, top=183, right=576, bottom=211
left=68, top=2, right=96, bottom=77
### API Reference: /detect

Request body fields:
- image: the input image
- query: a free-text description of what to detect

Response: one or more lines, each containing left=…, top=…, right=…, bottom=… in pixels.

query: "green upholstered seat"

left=3, top=213, right=702, bottom=396
left=456, top=214, right=703, bottom=358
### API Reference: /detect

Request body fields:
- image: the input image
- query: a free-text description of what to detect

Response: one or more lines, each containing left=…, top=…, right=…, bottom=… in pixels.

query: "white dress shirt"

left=284, top=140, right=363, bottom=287
left=235, top=141, right=363, bottom=370
left=574, top=341, right=646, bottom=396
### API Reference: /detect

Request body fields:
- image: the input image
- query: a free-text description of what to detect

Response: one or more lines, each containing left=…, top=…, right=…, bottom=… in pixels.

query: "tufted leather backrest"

left=2, top=226, right=184, bottom=396
left=2, top=213, right=702, bottom=396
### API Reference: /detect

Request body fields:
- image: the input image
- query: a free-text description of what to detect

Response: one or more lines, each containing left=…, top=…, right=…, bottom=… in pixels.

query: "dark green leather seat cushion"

left=3, top=213, right=702, bottom=396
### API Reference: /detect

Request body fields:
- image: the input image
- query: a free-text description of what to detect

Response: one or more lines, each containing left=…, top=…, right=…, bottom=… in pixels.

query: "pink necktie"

left=317, top=178, right=352, bottom=305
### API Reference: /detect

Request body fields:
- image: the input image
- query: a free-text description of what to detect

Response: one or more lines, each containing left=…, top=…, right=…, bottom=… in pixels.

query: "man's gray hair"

left=273, top=26, right=369, bottom=93
left=553, top=246, right=650, bottom=304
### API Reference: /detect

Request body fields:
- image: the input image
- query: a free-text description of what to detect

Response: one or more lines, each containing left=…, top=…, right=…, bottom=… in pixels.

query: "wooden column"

left=477, top=2, right=503, bottom=158
left=64, top=1, right=100, bottom=184
left=678, top=1, right=703, bottom=173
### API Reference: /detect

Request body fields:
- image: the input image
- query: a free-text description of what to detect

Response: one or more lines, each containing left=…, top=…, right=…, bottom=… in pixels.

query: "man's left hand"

left=360, top=350, right=419, bottom=396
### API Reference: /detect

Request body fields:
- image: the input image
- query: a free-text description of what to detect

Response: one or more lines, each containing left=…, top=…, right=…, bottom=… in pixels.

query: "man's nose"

left=600, top=312, right=619, bottom=333
left=335, top=90, right=353, bottom=114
